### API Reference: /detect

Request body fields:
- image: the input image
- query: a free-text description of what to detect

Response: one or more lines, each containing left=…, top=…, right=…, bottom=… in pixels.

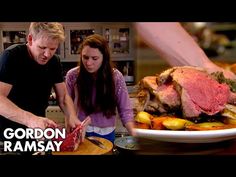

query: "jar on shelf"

left=105, top=28, right=110, bottom=42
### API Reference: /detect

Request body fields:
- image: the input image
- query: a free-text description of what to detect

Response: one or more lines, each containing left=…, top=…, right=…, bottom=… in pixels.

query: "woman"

left=65, top=34, right=135, bottom=143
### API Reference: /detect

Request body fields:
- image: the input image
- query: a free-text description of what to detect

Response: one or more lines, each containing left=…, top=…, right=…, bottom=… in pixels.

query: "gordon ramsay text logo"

left=3, top=128, right=65, bottom=152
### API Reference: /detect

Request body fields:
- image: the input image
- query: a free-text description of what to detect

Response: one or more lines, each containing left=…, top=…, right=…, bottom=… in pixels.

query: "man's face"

left=28, top=34, right=59, bottom=65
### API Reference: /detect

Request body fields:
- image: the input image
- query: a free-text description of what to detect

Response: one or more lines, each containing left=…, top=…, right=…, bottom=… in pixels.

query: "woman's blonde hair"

left=29, top=22, right=65, bottom=43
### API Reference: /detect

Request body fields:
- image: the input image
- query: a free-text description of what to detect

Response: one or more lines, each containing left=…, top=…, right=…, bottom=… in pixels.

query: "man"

left=0, top=22, right=80, bottom=145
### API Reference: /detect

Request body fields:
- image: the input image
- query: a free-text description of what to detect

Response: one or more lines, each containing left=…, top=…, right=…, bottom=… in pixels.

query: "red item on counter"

left=53, top=117, right=91, bottom=152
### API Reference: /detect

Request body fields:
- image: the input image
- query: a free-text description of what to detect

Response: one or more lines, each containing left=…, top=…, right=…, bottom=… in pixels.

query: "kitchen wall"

left=135, top=47, right=170, bottom=82
left=134, top=32, right=171, bottom=83
left=134, top=22, right=236, bottom=83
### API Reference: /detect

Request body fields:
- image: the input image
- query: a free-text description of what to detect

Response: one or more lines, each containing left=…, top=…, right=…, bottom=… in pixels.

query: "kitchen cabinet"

left=102, top=24, right=134, bottom=60
left=60, top=22, right=136, bottom=85
left=60, top=22, right=135, bottom=61
left=60, top=22, right=102, bottom=62
left=46, top=106, right=64, bottom=126
left=0, top=22, right=29, bottom=52
left=101, top=23, right=136, bottom=84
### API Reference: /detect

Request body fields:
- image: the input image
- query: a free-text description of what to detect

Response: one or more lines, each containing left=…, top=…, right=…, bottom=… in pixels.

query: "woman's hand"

left=65, top=116, right=91, bottom=143
left=65, top=115, right=81, bottom=133
left=79, top=116, right=91, bottom=142
left=125, top=121, right=136, bottom=137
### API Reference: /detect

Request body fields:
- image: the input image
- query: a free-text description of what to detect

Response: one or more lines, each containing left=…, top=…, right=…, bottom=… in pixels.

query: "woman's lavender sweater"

left=65, top=67, right=134, bottom=128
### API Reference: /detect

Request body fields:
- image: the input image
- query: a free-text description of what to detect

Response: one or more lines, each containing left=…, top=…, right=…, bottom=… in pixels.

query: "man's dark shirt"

left=0, top=44, right=64, bottom=141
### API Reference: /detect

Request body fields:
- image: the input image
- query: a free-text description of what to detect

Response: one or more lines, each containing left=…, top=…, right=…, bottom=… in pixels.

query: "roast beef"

left=154, top=84, right=181, bottom=110
left=53, top=117, right=91, bottom=152
left=140, top=75, right=180, bottom=112
left=170, top=67, right=230, bottom=117
left=134, top=66, right=234, bottom=119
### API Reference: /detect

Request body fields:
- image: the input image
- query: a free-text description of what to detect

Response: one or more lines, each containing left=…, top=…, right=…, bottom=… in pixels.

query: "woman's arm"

left=114, top=70, right=135, bottom=136
left=135, top=22, right=236, bottom=80
left=54, top=82, right=81, bottom=132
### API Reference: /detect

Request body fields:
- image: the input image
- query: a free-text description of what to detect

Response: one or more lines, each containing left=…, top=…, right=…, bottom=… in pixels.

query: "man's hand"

left=27, top=116, right=58, bottom=130
left=205, top=62, right=236, bottom=81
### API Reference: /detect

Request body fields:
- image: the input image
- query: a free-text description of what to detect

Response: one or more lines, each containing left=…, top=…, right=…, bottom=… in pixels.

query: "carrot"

left=151, top=117, right=169, bottom=130
left=135, top=122, right=150, bottom=129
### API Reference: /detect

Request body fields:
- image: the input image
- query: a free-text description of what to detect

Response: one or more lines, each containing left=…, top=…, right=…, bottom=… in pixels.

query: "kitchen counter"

left=46, top=106, right=64, bottom=126
left=132, top=138, right=236, bottom=155
left=113, top=137, right=236, bottom=155
left=52, top=136, right=113, bottom=155
left=46, top=106, right=129, bottom=135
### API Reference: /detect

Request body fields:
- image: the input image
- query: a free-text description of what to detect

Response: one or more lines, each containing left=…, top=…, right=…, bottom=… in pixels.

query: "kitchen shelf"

left=1, top=30, right=27, bottom=50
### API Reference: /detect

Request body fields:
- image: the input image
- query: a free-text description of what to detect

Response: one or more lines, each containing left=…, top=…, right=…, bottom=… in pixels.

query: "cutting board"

left=52, top=136, right=113, bottom=155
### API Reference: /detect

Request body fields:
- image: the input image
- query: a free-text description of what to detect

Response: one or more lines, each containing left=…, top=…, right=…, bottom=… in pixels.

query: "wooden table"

left=52, top=136, right=236, bottom=155
left=131, top=138, right=236, bottom=155
left=52, top=136, right=113, bottom=155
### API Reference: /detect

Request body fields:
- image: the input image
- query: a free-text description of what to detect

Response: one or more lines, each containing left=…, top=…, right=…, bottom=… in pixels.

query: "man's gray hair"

left=29, top=22, right=65, bottom=43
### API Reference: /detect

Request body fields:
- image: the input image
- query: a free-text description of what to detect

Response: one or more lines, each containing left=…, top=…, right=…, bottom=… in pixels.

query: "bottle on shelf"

left=105, top=28, right=110, bottom=42
left=123, top=61, right=134, bottom=83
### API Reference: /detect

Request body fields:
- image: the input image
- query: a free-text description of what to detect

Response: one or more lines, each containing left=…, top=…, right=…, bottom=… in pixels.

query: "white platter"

left=135, top=128, right=236, bottom=143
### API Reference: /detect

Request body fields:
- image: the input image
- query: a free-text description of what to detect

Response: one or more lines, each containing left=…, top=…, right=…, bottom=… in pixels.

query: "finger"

left=46, top=120, right=58, bottom=128
left=70, top=127, right=75, bottom=132
left=67, top=127, right=71, bottom=133
left=65, top=124, right=70, bottom=133
left=50, top=121, right=58, bottom=128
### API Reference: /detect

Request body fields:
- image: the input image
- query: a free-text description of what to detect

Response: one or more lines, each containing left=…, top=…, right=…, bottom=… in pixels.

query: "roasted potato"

left=186, top=122, right=225, bottom=130
left=162, top=118, right=194, bottom=130
left=135, top=111, right=152, bottom=125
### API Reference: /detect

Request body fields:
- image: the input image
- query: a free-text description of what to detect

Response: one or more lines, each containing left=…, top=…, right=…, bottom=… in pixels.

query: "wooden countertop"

left=52, top=136, right=113, bottom=155
left=124, top=138, right=236, bottom=155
